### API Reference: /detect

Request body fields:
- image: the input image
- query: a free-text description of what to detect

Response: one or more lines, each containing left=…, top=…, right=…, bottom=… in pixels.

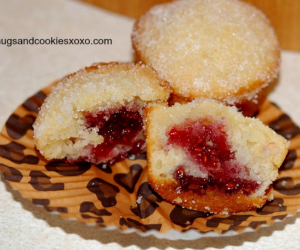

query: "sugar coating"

left=33, top=62, right=171, bottom=161
left=132, top=0, right=280, bottom=101
left=146, top=99, right=288, bottom=210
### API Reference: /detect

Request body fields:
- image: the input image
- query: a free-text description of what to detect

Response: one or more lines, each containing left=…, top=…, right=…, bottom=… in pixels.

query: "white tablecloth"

left=1, top=0, right=300, bottom=249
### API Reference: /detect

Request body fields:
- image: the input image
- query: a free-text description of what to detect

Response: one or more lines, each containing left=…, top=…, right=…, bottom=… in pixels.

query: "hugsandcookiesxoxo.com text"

left=1, top=37, right=112, bottom=47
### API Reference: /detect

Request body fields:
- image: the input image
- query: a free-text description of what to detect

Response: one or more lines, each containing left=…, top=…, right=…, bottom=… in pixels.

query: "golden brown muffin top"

left=132, top=0, right=281, bottom=100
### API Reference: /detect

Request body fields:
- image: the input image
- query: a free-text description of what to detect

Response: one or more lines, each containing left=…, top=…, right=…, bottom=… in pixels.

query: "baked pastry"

left=145, top=99, right=288, bottom=214
left=33, top=62, right=171, bottom=165
left=132, top=0, right=281, bottom=116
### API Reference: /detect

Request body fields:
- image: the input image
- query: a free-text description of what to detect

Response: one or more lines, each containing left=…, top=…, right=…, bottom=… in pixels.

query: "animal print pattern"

left=0, top=84, right=300, bottom=236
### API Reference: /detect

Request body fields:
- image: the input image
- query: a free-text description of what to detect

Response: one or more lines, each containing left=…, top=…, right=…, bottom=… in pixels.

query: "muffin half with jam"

left=145, top=99, right=288, bottom=214
left=33, top=62, right=171, bottom=165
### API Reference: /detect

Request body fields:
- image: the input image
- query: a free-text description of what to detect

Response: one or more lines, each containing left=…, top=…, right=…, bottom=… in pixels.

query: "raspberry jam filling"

left=84, top=106, right=145, bottom=164
left=167, top=118, right=259, bottom=195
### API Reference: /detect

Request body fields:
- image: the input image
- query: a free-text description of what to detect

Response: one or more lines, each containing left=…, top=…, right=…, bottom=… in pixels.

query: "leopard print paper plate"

left=0, top=82, right=300, bottom=240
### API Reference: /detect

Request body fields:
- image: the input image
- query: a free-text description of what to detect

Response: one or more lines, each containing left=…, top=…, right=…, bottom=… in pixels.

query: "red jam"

left=85, top=107, right=145, bottom=164
left=168, top=118, right=259, bottom=195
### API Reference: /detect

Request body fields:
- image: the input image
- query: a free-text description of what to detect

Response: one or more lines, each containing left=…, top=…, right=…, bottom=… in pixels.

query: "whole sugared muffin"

left=145, top=99, right=288, bottom=214
left=33, top=62, right=171, bottom=165
left=132, top=0, right=281, bottom=116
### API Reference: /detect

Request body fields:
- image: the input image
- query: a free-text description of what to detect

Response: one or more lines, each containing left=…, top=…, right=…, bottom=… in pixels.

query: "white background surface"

left=0, top=0, right=300, bottom=249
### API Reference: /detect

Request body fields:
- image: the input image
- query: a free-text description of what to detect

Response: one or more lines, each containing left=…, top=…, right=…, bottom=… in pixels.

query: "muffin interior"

left=166, top=117, right=260, bottom=196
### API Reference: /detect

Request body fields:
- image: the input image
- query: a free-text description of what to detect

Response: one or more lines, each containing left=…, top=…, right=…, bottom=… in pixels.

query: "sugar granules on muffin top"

left=145, top=99, right=288, bottom=214
left=132, top=0, right=281, bottom=116
left=33, top=62, right=171, bottom=165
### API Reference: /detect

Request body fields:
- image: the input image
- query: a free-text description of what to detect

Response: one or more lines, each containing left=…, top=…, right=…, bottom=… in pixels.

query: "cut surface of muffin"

left=132, top=0, right=281, bottom=116
left=33, top=62, right=171, bottom=165
left=145, top=99, right=288, bottom=214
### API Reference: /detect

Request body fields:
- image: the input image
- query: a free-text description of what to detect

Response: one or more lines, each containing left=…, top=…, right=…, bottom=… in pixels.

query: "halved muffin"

left=33, top=62, right=171, bottom=165
left=145, top=99, right=288, bottom=214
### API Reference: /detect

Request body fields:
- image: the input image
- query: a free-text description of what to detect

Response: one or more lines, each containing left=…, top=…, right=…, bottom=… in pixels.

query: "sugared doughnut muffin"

left=132, top=0, right=281, bottom=116
left=33, top=62, right=171, bottom=165
left=145, top=99, right=288, bottom=214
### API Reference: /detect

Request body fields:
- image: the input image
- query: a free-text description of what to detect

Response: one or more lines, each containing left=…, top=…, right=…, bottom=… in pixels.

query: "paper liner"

left=1, top=82, right=300, bottom=240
